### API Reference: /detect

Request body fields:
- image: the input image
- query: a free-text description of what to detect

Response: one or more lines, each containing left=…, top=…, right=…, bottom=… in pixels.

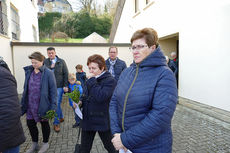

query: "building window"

left=0, top=0, right=8, bottom=36
left=32, top=25, right=37, bottom=42
left=10, top=5, right=20, bottom=40
left=135, top=0, right=139, bottom=13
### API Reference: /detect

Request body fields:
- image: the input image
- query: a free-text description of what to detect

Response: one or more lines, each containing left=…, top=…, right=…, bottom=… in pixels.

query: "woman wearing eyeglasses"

left=110, top=28, right=178, bottom=153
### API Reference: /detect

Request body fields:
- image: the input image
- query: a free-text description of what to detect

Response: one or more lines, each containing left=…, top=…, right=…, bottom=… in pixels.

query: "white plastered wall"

left=0, top=36, right=13, bottom=71
left=12, top=45, right=132, bottom=94
left=10, top=0, right=39, bottom=42
left=113, top=0, right=230, bottom=111
left=0, top=0, right=39, bottom=73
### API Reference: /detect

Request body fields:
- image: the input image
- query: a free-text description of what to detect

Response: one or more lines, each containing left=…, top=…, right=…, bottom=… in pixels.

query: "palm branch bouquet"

left=66, top=87, right=81, bottom=104
left=43, top=110, right=58, bottom=121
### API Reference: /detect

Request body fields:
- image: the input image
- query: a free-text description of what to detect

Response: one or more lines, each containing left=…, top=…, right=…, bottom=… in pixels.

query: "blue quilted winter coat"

left=109, top=46, right=178, bottom=153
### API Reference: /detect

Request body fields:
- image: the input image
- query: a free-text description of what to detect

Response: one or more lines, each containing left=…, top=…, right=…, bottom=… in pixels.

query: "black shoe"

left=72, top=123, right=80, bottom=128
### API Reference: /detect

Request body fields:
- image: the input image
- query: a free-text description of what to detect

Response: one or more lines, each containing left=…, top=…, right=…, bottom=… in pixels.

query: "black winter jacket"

left=44, top=56, right=68, bottom=88
left=81, top=71, right=117, bottom=131
left=0, top=66, right=25, bottom=152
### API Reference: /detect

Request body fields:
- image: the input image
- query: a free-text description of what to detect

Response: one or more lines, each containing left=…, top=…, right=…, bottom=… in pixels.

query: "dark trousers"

left=27, top=119, right=50, bottom=143
left=80, top=130, right=116, bottom=153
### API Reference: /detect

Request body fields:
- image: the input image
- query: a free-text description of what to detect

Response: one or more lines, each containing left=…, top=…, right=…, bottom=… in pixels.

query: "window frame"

left=134, top=0, right=139, bottom=13
left=0, top=0, right=8, bottom=36
left=10, top=4, right=20, bottom=40
left=146, top=0, right=150, bottom=5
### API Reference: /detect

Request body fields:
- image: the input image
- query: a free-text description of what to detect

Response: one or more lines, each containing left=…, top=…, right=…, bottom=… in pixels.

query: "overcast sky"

left=67, top=0, right=105, bottom=12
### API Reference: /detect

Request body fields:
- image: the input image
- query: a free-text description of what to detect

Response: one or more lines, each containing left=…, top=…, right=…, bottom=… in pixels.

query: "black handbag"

left=74, top=127, right=81, bottom=153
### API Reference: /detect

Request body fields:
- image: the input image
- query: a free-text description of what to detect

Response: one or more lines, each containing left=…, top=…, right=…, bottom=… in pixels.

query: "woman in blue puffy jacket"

left=110, top=28, right=178, bottom=153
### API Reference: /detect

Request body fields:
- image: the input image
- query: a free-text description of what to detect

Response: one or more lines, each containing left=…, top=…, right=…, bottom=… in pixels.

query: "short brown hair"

left=87, top=54, right=107, bottom=70
left=28, top=52, right=45, bottom=62
left=109, top=46, right=118, bottom=53
left=47, top=47, right=55, bottom=51
left=75, top=64, right=83, bottom=70
left=130, top=28, right=159, bottom=47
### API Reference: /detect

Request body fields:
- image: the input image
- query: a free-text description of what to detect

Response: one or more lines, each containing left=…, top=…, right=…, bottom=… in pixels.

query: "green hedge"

left=39, top=11, right=112, bottom=39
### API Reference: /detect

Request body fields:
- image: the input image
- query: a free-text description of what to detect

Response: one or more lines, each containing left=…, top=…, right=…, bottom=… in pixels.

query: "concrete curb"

left=179, top=97, right=230, bottom=125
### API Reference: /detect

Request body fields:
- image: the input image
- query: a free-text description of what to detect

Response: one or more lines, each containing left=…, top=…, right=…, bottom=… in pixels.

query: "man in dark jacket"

left=0, top=60, right=25, bottom=153
left=106, top=46, right=127, bottom=81
left=169, top=52, right=178, bottom=86
left=44, top=47, right=69, bottom=132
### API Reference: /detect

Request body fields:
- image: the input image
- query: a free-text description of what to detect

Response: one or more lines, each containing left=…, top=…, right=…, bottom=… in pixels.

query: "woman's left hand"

left=73, top=103, right=77, bottom=109
left=111, top=133, right=125, bottom=150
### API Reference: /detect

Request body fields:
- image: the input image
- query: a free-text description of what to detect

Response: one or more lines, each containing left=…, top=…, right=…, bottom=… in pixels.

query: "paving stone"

left=19, top=98, right=230, bottom=153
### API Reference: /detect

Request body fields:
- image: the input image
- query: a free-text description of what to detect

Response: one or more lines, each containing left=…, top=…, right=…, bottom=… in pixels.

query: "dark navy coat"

left=168, top=59, right=178, bottom=77
left=81, top=71, right=117, bottom=131
left=106, top=58, right=127, bottom=81
left=109, top=46, right=178, bottom=153
left=21, top=65, right=57, bottom=118
left=76, top=71, right=87, bottom=90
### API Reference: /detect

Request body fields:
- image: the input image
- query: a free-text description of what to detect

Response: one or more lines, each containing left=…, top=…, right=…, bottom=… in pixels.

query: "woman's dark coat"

left=21, top=65, right=57, bottom=118
left=0, top=66, right=25, bottom=152
left=81, top=71, right=117, bottom=131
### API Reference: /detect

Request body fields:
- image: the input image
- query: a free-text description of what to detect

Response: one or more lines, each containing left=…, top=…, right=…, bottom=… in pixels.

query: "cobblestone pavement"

left=20, top=98, right=230, bottom=153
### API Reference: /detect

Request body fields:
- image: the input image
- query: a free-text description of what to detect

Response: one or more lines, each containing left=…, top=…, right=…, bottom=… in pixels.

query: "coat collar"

left=97, top=71, right=112, bottom=81
left=23, top=65, right=46, bottom=72
left=48, top=55, right=60, bottom=63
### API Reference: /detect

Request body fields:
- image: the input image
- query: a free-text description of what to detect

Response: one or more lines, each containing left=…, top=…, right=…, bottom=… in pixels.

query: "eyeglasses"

left=129, top=44, right=149, bottom=52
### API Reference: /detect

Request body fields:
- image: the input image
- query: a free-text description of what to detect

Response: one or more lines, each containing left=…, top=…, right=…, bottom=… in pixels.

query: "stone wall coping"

left=11, top=42, right=131, bottom=47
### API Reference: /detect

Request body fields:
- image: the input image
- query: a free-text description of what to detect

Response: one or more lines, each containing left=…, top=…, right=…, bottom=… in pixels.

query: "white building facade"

left=111, top=0, right=230, bottom=111
left=0, top=0, right=39, bottom=70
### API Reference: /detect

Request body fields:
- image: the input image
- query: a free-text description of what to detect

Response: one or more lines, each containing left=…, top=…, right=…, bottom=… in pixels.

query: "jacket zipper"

left=122, top=64, right=139, bottom=131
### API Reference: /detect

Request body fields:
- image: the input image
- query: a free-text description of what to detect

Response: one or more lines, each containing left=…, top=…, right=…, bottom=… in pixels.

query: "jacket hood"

left=135, top=46, right=167, bottom=68
left=0, top=60, right=10, bottom=72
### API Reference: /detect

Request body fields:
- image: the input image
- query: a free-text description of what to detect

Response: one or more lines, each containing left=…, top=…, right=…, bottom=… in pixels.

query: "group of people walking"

left=0, top=28, right=178, bottom=153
